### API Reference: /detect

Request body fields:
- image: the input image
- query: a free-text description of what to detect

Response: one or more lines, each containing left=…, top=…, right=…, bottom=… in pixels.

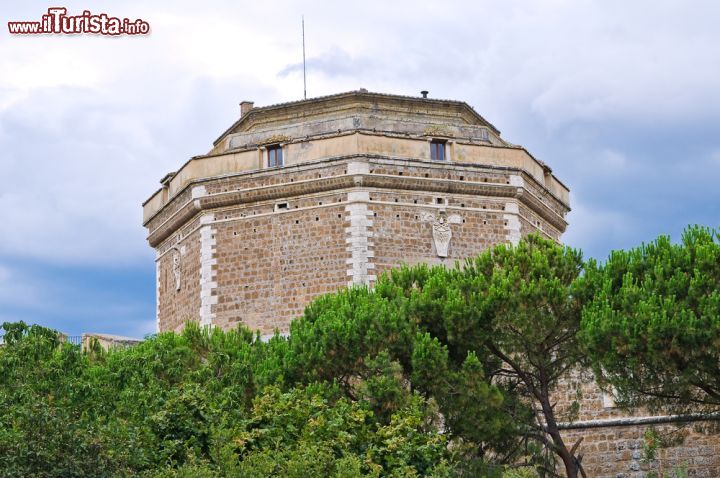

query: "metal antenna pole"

left=302, top=15, right=307, bottom=99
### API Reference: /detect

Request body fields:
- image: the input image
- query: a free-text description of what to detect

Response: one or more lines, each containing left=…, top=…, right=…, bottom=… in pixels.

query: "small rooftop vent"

left=420, top=90, right=429, bottom=98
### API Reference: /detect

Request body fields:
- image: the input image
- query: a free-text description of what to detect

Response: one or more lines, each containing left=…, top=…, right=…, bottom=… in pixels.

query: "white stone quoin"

left=199, top=213, right=217, bottom=326
left=503, top=202, right=521, bottom=246
left=345, top=190, right=375, bottom=286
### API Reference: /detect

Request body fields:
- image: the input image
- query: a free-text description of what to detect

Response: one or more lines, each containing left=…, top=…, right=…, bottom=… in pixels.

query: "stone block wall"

left=211, top=197, right=349, bottom=334
left=561, top=422, right=720, bottom=477
left=156, top=226, right=202, bottom=333
left=149, top=156, right=569, bottom=335
left=552, top=370, right=720, bottom=477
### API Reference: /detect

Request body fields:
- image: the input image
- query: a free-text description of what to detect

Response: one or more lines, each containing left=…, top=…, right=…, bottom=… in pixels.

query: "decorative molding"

left=558, top=412, right=720, bottom=430
left=147, top=161, right=569, bottom=247
left=171, top=248, right=181, bottom=291
left=258, top=134, right=291, bottom=146
left=420, top=211, right=463, bottom=257
left=423, top=125, right=454, bottom=138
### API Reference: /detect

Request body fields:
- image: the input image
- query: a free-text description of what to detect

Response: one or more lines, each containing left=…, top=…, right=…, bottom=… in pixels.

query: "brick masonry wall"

left=211, top=196, right=349, bottom=335
left=552, top=369, right=720, bottom=477
left=370, top=200, right=508, bottom=275
left=156, top=227, right=202, bottom=333
left=561, top=423, right=720, bottom=477
left=151, top=158, right=567, bottom=335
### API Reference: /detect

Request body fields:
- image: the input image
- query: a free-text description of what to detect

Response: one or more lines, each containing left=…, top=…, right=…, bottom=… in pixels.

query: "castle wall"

left=552, top=370, right=720, bottom=477
left=210, top=195, right=349, bottom=335
left=369, top=199, right=509, bottom=274
left=149, top=156, right=570, bottom=335
left=156, top=226, right=202, bottom=333
left=561, top=423, right=720, bottom=478
left=144, top=91, right=720, bottom=477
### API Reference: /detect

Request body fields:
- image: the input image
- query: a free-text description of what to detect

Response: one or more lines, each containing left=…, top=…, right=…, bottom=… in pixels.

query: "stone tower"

left=142, top=91, right=720, bottom=477
left=143, top=90, right=570, bottom=334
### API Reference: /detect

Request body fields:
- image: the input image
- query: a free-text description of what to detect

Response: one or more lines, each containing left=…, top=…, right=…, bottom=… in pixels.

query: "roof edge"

left=212, top=90, right=501, bottom=147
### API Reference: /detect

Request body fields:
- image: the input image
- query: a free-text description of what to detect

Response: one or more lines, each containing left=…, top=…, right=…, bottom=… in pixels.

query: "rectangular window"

left=430, top=140, right=446, bottom=161
left=268, top=145, right=283, bottom=167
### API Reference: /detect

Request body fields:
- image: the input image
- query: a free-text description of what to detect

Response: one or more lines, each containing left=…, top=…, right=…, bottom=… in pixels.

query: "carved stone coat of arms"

left=420, top=211, right=463, bottom=258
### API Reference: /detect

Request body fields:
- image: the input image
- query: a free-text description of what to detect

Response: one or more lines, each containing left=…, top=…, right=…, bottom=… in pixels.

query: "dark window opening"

left=430, top=140, right=446, bottom=161
left=268, top=145, right=283, bottom=167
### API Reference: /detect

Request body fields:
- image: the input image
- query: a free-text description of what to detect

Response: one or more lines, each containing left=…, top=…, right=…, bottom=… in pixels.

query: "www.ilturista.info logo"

left=8, top=8, right=150, bottom=35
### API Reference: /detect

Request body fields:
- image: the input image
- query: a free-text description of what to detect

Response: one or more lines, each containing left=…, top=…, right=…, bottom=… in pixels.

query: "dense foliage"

left=1, top=227, right=718, bottom=477
left=581, top=225, right=720, bottom=410
left=0, top=321, right=454, bottom=477
left=284, top=234, right=596, bottom=476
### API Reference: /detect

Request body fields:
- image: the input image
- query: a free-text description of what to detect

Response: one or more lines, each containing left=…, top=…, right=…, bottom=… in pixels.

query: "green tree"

left=392, top=235, right=588, bottom=477
left=0, top=234, right=597, bottom=478
left=0, top=321, right=455, bottom=477
left=286, top=278, right=520, bottom=475
left=0, top=321, right=132, bottom=477
left=288, top=235, right=589, bottom=477
left=581, top=225, right=720, bottom=410
left=214, top=385, right=450, bottom=477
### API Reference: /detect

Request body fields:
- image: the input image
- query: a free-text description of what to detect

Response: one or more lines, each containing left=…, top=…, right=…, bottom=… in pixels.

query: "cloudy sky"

left=1, top=0, right=718, bottom=337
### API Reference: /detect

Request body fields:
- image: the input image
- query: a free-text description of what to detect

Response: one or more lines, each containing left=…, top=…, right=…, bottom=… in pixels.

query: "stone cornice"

left=147, top=164, right=569, bottom=247
left=558, top=411, right=720, bottom=430
left=145, top=133, right=570, bottom=214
